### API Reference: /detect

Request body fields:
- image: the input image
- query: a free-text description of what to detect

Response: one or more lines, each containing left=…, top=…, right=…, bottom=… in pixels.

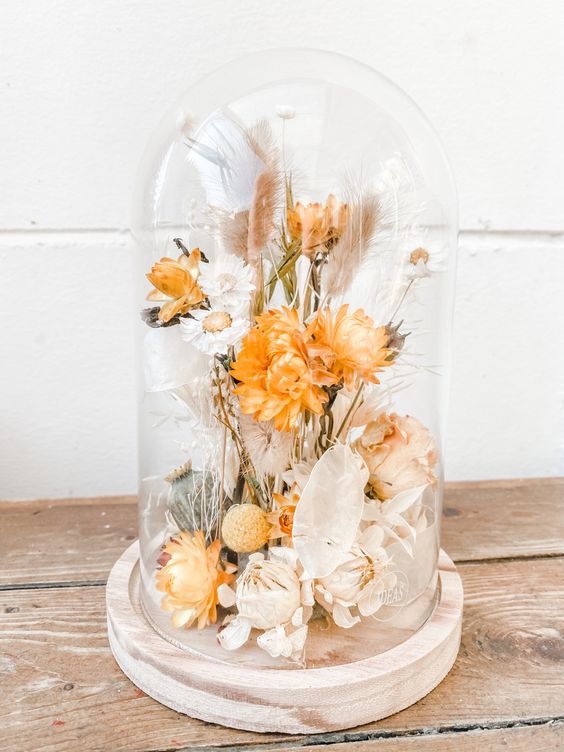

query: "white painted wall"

left=1, top=0, right=563, bottom=499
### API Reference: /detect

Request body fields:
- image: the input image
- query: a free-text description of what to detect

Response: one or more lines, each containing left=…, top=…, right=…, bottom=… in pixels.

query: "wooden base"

left=106, top=542, right=463, bottom=734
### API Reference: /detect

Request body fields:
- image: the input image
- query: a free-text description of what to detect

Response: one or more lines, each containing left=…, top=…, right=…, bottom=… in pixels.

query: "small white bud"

left=276, top=104, right=296, bottom=120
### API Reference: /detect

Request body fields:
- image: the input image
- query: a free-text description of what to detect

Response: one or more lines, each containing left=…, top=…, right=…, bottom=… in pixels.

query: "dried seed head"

left=221, top=504, right=271, bottom=553
left=385, top=321, right=410, bottom=355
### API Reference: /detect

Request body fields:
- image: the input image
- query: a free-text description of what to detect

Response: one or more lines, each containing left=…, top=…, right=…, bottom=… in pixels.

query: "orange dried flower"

left=146, top=248, right=204, bottom=322
left=231, top=307, right=333, bottom=432
left=268, top=488, right=300, bottom=538
left=156, top=530, right=235, bottom=629
left=306, top=305, right=393, bottom=390
left=287, top=194, right=348, bottom=258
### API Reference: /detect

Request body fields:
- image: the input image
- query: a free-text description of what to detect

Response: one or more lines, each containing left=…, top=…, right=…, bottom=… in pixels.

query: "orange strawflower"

left=146, top=248, right=204, bottom=323
left=156, top=530, right=235, bottom=629
left=231, top=307, right=334, bottom=432
left=306, top=305, right=392, bottom=390
left=268, top=488, right=300, bottom=538
left=287, top=194, right=348, bottom=258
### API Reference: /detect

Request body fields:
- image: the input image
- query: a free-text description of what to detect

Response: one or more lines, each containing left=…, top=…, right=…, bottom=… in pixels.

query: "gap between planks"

left=141, top=717, right=564, bottom=752
left=3, top=552, right=564, bottom=593
left=0, top=579, right=108, bottom=592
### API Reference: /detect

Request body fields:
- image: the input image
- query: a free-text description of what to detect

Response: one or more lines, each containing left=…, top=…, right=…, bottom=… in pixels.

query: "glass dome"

left=134, top=48, right=457, bottom=668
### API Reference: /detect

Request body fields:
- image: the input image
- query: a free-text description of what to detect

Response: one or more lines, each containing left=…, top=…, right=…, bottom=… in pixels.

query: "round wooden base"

left=106, top=542, right=463, bottom=734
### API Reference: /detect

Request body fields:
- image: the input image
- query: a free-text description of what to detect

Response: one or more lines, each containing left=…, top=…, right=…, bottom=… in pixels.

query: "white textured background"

left=1, top=0, right=563, bottom=499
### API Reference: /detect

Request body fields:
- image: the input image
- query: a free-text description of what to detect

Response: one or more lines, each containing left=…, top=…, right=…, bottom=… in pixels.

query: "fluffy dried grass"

left=323, top=188, right=380, bottom=298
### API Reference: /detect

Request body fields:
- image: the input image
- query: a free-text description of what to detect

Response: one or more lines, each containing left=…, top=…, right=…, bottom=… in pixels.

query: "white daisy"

left=179, top=307, right=248, bottom=355
left=198, top=254, right=255, bottom=309
left=406, top=246, right=446, bottom=279
left=276, top=104, right=296, bottom=120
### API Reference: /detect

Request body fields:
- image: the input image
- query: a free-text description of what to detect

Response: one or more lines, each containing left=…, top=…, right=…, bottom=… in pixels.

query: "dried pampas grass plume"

left=323, top=186, right=380, bottom=298
left=218, top=120, right=282, bottom=264
left=218, top=210, right=249, bottom=259
left=248, top=168, right=280, bottom=262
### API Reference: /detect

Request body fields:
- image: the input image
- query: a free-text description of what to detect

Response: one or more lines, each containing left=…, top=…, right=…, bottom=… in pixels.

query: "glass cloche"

left=133, top=48, right=457, bottom=668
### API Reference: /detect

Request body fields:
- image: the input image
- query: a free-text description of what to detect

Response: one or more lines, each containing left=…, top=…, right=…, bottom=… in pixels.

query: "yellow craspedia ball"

left=221, top=504, right=271, bottom=553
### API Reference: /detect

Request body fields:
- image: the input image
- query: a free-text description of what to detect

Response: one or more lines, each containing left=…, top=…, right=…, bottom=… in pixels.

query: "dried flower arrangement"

left=141, top=110, right=442, bottom=665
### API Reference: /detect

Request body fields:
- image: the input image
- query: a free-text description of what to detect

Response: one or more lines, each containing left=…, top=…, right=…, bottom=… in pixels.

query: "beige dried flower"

left=353, top=413, right=437, bottom=500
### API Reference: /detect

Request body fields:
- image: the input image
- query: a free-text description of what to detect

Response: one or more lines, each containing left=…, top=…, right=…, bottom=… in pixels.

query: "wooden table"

left=2, top=479, right=564, bottom=751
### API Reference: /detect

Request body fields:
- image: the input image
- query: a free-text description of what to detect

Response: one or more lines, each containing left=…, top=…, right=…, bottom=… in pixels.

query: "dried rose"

left=353, top=413, right=437, bottom=500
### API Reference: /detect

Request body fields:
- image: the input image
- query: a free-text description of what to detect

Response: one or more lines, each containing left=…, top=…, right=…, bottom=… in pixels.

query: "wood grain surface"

left=1, top=479, right=563, bottom=750
left=0, top=495, right=136, bottom=587
left=441, top=477, right=564, bottom=561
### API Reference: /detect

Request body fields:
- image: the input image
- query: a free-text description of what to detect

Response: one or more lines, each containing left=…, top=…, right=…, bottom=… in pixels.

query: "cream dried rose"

left=353, top=413, right=437, bottom=500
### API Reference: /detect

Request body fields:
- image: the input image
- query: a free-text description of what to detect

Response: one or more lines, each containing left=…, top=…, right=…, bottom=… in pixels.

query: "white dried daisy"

left=198, top=254, right=255, bottom=308
left=314, top=526, right=396, bottom=628
left=276, top=104, right=296, bottom=120
left=179, top=307, right=248, bottom=355
left=406, top=246, right=446, bottom=279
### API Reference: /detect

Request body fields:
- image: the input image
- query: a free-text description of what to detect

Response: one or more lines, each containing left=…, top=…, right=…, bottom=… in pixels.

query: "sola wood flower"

left=353, top=413, right=437, bottom=500
left=231, top=307, right=334, bottom=432
left=362, top=484, right=432, bottom=557
left=146, top=248, right=204, bottom=323
left=306, top=304, right=393, bottom=390
left=198, top=254, right=255, bottom=308
left=156, top=530, right=236, bottom=629
left=292, top=444, right=368, bottom=578
left=287, top=194, right=348, bottom=258
left=315, top=525, right=396, bottom=628
left=179, top=306, right=248, bottom=355
left=218, top=548, right=312, bottom=661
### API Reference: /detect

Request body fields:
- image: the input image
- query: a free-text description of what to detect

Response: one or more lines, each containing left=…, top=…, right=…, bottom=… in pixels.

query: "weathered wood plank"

left=441, top=477, right=564, bottom=561
left=0, top=496, right=137, bottom=586
left=277, top=722, right=564, bottom=751
left=2, top=479, right=563, bottom=588
left=2, top=558, right=563, bottom=751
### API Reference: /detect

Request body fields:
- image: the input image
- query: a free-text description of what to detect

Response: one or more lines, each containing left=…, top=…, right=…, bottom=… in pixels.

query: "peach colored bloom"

left=354, top=413, right=438, bottom=500
left=156, top=530, right=235, bottom=629
left=306, top=305, right=393, bottom=390
left=287, top=194, right=348, bottom=258
left=268, top=487, right=301, bottom=538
